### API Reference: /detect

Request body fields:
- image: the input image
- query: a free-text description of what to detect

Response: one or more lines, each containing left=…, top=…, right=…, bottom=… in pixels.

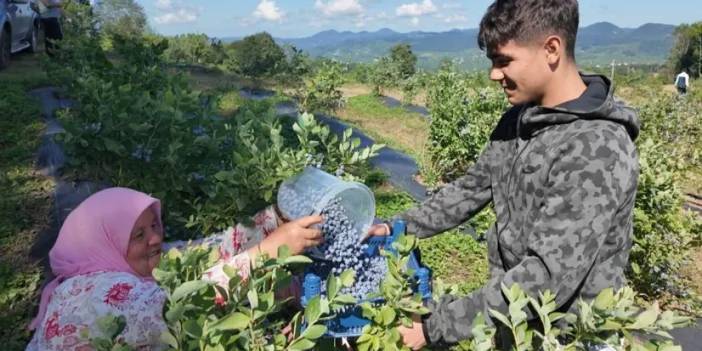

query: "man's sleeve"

left=397, top=144, right=493, bottom=238
left=422, top=129, right=636, bottom=345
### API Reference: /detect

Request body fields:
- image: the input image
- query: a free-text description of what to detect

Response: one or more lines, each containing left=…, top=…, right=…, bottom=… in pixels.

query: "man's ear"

left=543, top=35, right=562, bottom=65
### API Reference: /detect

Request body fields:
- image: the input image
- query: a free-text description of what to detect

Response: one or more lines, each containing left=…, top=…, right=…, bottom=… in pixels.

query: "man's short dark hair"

left=478, top=0, right=579, bottom=59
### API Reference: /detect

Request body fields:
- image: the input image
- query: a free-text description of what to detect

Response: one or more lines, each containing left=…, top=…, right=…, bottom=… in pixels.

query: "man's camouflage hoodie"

left=398, top=74, right=640, bottom=346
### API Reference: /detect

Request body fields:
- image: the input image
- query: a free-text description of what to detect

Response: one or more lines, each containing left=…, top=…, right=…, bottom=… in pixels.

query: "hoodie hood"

left=520, top=74, right=640, bottom=141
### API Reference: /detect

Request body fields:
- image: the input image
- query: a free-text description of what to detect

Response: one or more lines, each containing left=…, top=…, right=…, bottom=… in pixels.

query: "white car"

left=0, top=0, right=40, bottom=69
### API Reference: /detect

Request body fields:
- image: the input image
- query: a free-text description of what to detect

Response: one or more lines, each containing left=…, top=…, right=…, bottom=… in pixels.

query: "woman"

left=27, top=187, right=323, bottom=350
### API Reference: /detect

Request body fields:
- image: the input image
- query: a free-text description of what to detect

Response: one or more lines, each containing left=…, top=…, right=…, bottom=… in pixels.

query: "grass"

left=336, top=94, right=429, bottom=159
left=374, top=186, right=490, bottom=295
left=683, top=168, right=702, bottom=195
left=170, top=64, right=242, bottom=92
left=0, top=54, right=54, bottom=350
left=216, top=89, right=249, bottom=117
left=0, top=52, right=49, bottom=87
left=339, top=82, right=428, bottom=106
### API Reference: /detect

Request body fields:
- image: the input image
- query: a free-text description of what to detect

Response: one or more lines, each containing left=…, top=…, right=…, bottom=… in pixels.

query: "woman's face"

left=126, top=208, right=163, bottom=277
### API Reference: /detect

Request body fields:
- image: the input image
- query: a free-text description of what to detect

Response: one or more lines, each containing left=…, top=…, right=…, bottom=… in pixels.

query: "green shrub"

left=425, top=70, right=506, bottom=182
left=637, top=92, right=702, bottom=170
left=451, top=284, right=692, bottom=351
left=627, top=89, right=702, bottom=301
left=50, top=6, right=381, bottom=237
left=370, top=56, right=398, bottom=97
left=297, top=61, right=345, bottom=113
left=89, top=245, right=356, bottom=351
left=628, top=139, right=698, bottom=299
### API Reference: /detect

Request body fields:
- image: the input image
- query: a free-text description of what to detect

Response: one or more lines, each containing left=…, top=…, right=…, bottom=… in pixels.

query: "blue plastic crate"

left=301, top=219, right=432, bottom=338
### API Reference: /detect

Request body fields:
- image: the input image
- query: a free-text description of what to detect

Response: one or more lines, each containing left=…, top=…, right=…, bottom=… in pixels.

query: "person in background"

left=26, top=187, right=323, bottom=350
left=675, top=69, right=690, bottom=95
left=37, top=0, right=63, bottom=57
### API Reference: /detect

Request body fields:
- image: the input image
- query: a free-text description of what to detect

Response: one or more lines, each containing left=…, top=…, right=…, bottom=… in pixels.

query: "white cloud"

left=153, top=0, right=199, bottom=24
left=253, top=0, right=285, bottom=22
left=315, top=0, right=364, bottom=17
left=155, top=0, right=172, bottom=11
left=396, top=0, right=437, bottom=17
left=411, top=17, right=420, bottom=26
left=437, top=13, right=468, bottom=24
left=441, top=2, right=464, bottom=10
left=354, top=11, right=388, bottom=27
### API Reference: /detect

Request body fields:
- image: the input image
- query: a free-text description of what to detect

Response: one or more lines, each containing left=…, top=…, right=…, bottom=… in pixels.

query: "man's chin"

left=506, top=94, right=525, bottom=105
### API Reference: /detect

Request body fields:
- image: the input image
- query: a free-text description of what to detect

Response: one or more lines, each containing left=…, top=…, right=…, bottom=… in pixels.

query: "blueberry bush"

left=425, top=68, right=507, bottom=183
left=46, top=4, right=381, bottom=237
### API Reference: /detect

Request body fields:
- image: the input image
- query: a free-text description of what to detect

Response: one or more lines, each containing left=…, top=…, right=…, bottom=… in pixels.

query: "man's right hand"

left=367, top=223, right=391, bottom=237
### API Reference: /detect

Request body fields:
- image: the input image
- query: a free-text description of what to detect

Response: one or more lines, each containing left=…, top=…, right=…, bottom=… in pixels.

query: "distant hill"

left=220, top=22, right=676, bottom=70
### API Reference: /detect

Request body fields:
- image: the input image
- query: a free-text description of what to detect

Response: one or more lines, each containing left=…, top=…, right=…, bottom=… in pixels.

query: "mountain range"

left=222, top=22, right=677, bottom=70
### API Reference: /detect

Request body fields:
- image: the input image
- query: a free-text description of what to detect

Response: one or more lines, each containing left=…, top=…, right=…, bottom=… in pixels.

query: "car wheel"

left=28, top=22, right=39, bottom=53
left=0, top=27, right=10, bottom=70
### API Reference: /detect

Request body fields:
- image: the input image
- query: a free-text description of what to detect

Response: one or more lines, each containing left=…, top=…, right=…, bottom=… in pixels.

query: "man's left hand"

left=398, top=315, right=427, bottom=350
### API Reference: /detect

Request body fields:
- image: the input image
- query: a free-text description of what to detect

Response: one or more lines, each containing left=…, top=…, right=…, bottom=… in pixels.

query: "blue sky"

left=138, top=0, right=702, bottom=38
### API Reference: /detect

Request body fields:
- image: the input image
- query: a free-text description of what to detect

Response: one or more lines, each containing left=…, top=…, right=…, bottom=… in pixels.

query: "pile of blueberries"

left=310, top=198, right=388, bottom=301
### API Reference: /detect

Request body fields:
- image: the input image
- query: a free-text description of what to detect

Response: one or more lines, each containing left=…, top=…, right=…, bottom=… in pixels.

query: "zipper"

left=496, top=106, right=533, bottom=268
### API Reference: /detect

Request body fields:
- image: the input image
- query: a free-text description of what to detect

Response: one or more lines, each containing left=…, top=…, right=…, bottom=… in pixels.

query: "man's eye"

left=493, top=58, right=510, bottom=67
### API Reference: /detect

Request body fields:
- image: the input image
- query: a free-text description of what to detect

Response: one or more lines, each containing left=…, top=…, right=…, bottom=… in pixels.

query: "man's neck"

left=539, top=66, right=587, bottom=108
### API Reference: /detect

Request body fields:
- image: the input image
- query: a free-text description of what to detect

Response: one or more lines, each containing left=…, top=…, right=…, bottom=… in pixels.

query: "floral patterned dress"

left=26, top=207, right=280, bottom=351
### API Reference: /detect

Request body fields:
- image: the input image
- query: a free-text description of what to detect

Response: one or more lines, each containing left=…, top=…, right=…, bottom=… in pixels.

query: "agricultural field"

left=1, top=1, right=701, bottom=350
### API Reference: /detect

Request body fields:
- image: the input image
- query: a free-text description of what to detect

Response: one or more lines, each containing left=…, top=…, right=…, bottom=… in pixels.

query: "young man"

left=368, top=0, right=640, bottom=348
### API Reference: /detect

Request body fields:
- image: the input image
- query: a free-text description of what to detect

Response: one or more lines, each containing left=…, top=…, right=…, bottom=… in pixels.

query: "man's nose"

left=489, top=67, right=504, bottom=82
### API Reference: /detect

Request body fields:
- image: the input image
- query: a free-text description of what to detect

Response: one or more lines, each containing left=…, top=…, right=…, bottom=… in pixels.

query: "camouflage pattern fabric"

left=398, top=75, right=640, bottom=346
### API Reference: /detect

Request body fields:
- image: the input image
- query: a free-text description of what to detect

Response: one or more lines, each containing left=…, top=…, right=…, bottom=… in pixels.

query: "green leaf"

left=171, top=280, right=209, bottom=301
left=222, top=264, right=238, bottom=279
left=339, top=269, right=355, bottom=287
left=160, top=331, right=178, bottom=349
left=380, top=306, right=397, bottom=326
left=103, top=138, right=126, bottom=154
left=593, top=288, right=614, bottom=311
left=183, top=319, right=202, bottom=338
left=283, top=255, right=313, bottom=265
left=305, top=296, right=322, bottom=324
left=326, top=275, right=339, bottom=299
left=288, top=338, right=316, bottom=350
left=151, top=268, right=175, bottom=283
left=489, top=309, right=512, bottom=328
left=292, top=122, right=303, bottom=134
left=631, top=305, right=659, bottom=329
left=165, top=302, right=186, bottom=322
left=211, top=312, right=250, bottom=331
left=301, top=324, right=327, bottom=339
left=247, top=290, right=259, bottom=309
left=333, top=294, right=356, bottom=305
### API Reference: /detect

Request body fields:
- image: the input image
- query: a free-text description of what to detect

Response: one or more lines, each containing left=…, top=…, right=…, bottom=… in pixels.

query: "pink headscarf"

left=29, top=187, right=162, bottom=330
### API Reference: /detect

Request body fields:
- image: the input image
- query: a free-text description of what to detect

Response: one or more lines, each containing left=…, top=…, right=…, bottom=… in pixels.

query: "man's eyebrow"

left=488, top=53, right=509, bottom=61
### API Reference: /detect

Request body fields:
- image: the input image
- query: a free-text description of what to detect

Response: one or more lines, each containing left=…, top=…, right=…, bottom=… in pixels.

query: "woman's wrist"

left=272, top=204, right=288, bottom=226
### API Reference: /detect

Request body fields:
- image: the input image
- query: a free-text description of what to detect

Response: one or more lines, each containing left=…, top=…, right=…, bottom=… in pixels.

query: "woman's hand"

left=258, top=215, right=324, bottom=257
